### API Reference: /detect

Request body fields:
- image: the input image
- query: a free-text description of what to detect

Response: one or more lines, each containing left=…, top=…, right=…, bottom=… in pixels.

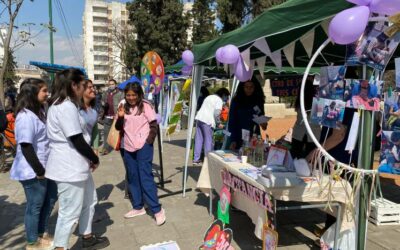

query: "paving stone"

left=1, top=131, right=400, bottom=250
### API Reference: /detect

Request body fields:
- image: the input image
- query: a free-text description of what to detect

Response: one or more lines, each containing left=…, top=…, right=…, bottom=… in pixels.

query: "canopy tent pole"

left=183, top=65, right=205, bottom=197
left=222, top=76, right=240, bottom=150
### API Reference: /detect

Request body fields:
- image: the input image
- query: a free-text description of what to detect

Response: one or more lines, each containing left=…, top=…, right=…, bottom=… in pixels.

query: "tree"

left=191, top=0, right=218, bottom=44
left=217, top=0, right=286, bottom=33
left=2, top=49, right=18, bottom=88
left=0, top=0, right=34, bottom=105
left=127, top=0, right=190, bottom=71
left=109, top=19, right=136, bottom=79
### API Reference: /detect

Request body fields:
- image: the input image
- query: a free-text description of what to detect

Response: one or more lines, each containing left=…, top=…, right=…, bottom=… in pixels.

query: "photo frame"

left=344, top=79, right=382, bottom=111
left=383, top=91, right=400, bottom=131
left=346, top=22, right=400, bottom=71
left=319, top=66, right=346, bottom=100
left=311, top=97, right=346, bottom=129
left=396, top=58, right=400, bottom=88
left=379, top=131, right=400, bottom=175
left=266, top=145, right=287, bottom=167
left=262, top=224, right=278, bottom=250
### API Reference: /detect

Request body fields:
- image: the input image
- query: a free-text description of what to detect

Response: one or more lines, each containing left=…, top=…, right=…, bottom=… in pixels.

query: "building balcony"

left=92, top=50, right=108, bottom=56
left=94, top=69, right=109, bottom=74
left=93, top=60, right=109, bottom=65
left=92, top=31, right=108, bottom=37
left=92, top=21, right=108, bottom=27
left=92, top=11, right=108, bottom=18
left=93, top=40, right=108, bottom=46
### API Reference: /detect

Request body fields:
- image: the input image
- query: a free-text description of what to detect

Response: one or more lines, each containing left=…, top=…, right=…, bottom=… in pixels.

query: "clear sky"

left=13, top=0, right=130, bottom=67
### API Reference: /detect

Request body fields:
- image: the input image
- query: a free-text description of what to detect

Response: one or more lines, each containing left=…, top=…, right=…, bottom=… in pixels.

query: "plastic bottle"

left=255, top=136, right=264, bottom=167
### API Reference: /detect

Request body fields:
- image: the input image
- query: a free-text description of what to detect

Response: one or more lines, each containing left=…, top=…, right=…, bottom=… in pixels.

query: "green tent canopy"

left=193, top=0, right=353, bottom=67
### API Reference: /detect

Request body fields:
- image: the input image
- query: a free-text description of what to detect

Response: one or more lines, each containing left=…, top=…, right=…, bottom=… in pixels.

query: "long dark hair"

left=81, top=79, right=96, bottom=109
left=295, top=79, right=317, bottom=110
left=15, top=78, right=47, bottom=121
left=49, top=68, right=85, bottom=106
left=124, top=82, right=145, bottom=115
left=233, top=76, right=265, bottom=110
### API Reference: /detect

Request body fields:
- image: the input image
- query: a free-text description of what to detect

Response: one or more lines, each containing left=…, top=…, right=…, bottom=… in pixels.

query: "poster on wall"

left=344, top=79, right=382, bottom=111
left=318, top=66, right=347, bottom=100
left=346, top=22, right=400, bottom=71
left=270, top=75, right=314, bottom=97
left=379, top=131, right=400, bottom=175
left=141, top=51, right=165, bottom=95
left=311, top=97, right=346, bottom=129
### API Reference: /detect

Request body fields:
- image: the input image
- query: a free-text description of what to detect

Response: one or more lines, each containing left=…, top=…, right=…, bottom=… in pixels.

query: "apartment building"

left=83, top=0, right=130, bottom=85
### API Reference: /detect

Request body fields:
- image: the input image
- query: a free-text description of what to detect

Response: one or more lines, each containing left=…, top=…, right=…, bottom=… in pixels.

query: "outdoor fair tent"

left=29, top=61, right=87, bottom=77
left=117, top=75, right=141, bottom=90
left=183, top=0, right=357, bottom=197
left=183, top=0, right=394, bottom=248
left=184, top=0, right=394, bottom=202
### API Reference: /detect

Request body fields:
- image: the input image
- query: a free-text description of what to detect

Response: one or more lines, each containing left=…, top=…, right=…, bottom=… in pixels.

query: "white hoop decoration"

left=299, top=38, right=378, bottom=174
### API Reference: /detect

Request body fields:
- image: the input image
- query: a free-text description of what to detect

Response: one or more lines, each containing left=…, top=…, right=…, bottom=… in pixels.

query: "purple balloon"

left=329, top=6, right=370, bottom=45
left=346, top=0, right=371, bottom=5
left=155, top=113, right=162, bottom=124
left=215, top=47, right=224, bottom=63
left=370, top=0, right=400, bottom=15
left=235, top=56, right=252, bottom=82
left=220, top=44, right=240, bottom=64
left=181, top=65, right=192, bottom=76
left=182, top=50, right=194, bottom=66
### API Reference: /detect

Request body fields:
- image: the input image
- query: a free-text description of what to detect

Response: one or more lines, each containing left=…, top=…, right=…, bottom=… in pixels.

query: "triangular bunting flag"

left=224, top=63, right=229, bottom=74
left=270, top=50, right=282, bottom=70
left=253, top=38, right=271, bottom=56
left=241, top=48, right=251, bottom=71
left=300, top=29, right=315, bottom=58
left=283, top=42, right=295, bottom=68
left=229, top=63, right=236, bottom=76
left=321, top=19, right=330, bottom=36
left=255, top=56, right=266, bottom=74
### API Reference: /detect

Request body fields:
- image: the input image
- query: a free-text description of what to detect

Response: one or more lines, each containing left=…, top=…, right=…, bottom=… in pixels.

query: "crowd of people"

left=4, top=69, right=163, bottom=250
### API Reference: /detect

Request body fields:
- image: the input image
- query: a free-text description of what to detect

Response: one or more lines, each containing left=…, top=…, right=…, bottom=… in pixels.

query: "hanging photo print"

left=379, top=131, right=400, bottom=175
left=199, top=220, right=234, bottom=250
left=311, top=97, right=346, bottom=129
left=344, top=79, right=382, bottom=111
left=383, top=92, right=400, bottom=131
left=262, top=224, right=278, bottom=250
left=396, top=58, right=400, bottom=88
left=346, top=22, right=400, bottom=71
left=318, top=66, right=347, bottom=100
left=217, top=186, right=231, bottom=225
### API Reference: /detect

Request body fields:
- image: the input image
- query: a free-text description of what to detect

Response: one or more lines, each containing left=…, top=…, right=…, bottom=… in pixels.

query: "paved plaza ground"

left=1, top=127, right=400, bottom=249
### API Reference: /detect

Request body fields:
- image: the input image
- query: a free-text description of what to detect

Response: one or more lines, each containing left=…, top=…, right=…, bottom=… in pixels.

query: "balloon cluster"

left=181, top=50, right=194, bottom=76
left=215, top=44, right=252, bottom=81
left=329, top=0, right=400, bottom=45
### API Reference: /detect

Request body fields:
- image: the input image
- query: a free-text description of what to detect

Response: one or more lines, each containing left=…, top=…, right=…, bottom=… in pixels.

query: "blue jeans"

left=194, top=120, right=213, bottom=162
left=124, top=143, right=161, bottom=214
left=20, top=178, right=58, bottom=243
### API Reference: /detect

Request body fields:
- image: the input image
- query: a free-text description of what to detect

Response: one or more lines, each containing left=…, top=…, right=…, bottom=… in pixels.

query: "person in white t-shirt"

left=45, top=69, right=109, bottom=250
left=10, top=78, right=57, bottom=250
left=193, top=88, right=230, bottom=164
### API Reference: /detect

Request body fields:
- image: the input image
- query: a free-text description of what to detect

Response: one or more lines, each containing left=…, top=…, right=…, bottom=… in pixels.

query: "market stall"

left=182, top=0, right=400, bottom=249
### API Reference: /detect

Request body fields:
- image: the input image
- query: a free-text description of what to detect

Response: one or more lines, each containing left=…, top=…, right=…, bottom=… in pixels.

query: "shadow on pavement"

left=0, top=195, right=26, bottom=249
left=163, top=139, right=187, bottom=148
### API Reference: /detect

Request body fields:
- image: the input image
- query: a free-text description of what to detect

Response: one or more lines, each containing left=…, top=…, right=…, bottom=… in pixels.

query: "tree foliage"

left=126, top=0, right=190, bottom=72
left=191, top=0, right=218, bottom=44
left=217, top=0, right=287, bottom=33
left=2, top=49, right=17, bottom=86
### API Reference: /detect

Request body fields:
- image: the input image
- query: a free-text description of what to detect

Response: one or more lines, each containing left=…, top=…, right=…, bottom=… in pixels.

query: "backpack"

left=4, top=112, right=15, bottom=148
left=0, top=109, right=7, bottom=132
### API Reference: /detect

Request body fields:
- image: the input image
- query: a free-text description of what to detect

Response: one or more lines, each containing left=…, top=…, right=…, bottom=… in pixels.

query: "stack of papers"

left=239, top=166, right=261, bottom=180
